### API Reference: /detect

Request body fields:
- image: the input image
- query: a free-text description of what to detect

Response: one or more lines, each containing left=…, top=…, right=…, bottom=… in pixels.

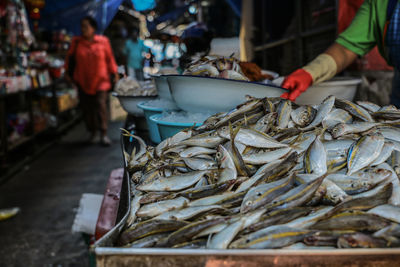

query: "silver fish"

left=207, top=209, right=265, bottom=249
left=136, top=197, right=189, bottom=218
left=242, top=147, right=292, bottom=165
left=229, top=225, right=313, bottom=249
left=218, top=127, right=288, bottom=149
left=335, top=98, right=374, bottom=122
left=311, top=210, right=391, bottom=231
left=183, top=157, right=217, bottom=171
left=126, top=191, right=143, bottom=227
left=303, top=95, right=335, bottom=130
left=241, top=174, right=295, bottom=213
left=252, top=112, right=277, bottom=133
left=331, top=122, right=377, bottom=139
left=137, top=170, right=210, bottom=192
left=347, top=134, right=385, bottom=175
left=179, top=147, right=216, bottom=158
left=356, top=101, right=381, bottom=113
left=179, top=131, right=226, bottom=148
left=216, top=145, right=237, bottom=182
left=291, top=105, right=317, bottom=127
left=154, top=205, right=224, bottom=221
left=371, top=142, right=395, bottom=166
left=322, top=108, right=353, bottom=129
left=276, top=100, right=292, bottom=129
left=304, top=136, right=327, bottom=175
left=368, top=204, right=400, bottom=224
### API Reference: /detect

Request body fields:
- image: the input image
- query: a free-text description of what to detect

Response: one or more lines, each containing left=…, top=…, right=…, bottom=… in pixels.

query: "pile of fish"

left=119, top=95, right=400, bottom=249
left=183, top=55, right=249, bottom=81
left=115, top=78, right=157, bottom=96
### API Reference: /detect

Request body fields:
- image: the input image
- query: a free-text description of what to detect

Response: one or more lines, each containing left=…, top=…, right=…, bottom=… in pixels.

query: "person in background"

left=123, top=29, right=148, bottom=80
left=281, top=0, right=400, bottom=107
left=65, top=16, right=119, bottom=146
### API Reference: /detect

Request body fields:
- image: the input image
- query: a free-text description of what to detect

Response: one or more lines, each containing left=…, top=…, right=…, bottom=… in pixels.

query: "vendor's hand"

left=280, top=69, right=313, bottom=102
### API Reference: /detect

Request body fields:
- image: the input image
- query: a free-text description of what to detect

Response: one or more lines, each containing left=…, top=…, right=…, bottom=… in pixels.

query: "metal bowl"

left=112, top=92, right=157, bottom=116
left=166, top=75, right=287, bottom=113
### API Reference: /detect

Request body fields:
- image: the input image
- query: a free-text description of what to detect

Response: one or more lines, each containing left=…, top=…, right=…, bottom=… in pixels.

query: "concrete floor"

left=0, top=121, right=125, bottom=267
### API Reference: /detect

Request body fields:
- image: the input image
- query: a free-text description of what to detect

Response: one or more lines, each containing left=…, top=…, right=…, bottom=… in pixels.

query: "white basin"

left=167, top=75, right=287, bottom=113
left=112, top=93, right=157, bottom=116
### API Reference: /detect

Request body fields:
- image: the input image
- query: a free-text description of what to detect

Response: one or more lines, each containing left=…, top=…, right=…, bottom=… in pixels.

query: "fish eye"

left=257, top=192, right=262, bottom=196
left=216, top=152, right=222, bottom=158
left=246, top=239, right=250, bottom=243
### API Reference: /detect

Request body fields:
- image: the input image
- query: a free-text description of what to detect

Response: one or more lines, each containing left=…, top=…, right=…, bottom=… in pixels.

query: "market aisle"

left=0, top=121, right=124, bottom=267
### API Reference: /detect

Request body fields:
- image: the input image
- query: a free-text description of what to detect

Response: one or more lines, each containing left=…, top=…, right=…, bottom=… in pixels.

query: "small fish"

left=188, top=192, right=236, bottom=207
left=207, top=209, right=265, bottom=249
left=337, top=233, right=389, bottom=248
left=347, top=134, right=385, bottom=175
left=218, top=127, right=288, bottom=149
left=368, top=204, right=400, bottom=224
left=252, top=112, right=277, bottom=133
left=118, top=219, right=188, bottom=246
left=312, top=210, right=391, bottom=231
left=303, top=95, right=335, bottom=130
left=304, top=136, right=327, bottom=175
left=179, top=147, right=216, bottom=158
left=321, top=179, right=351, bottom=205
left=291, top=105, right=317, bottom=127
left=322, top=108, right=353, bottom=129
left=242, top=207, right=311, bottom=234
left=264, top=174, right=326, bottom=211
left=330, top=122, right=377, bottom=139
left=241, top=174, right=295, bottom=213
left=165, top=218, right=226, bottom=246
left=335, top=98, right=374, bottom=122
left=178, top=180, right=235, bottom=200
left=229, top=225, right=313, bottom=249
left=126, top=191, right=143, bottom=227
left=229, top=124, right=250, bottom=176
left=136, top=197, right=189, bottom=218
left=137, top=170, right=211, bottom=192
left=216, top=145, right=237, bottom=182
left=284, top=206, right=334, bottom=229
left=373, top=110, right=400, bottom=120
left=173, top=239, right=207, bottom=248
left=242, top=147, right=292, bottom=165
left=127, top=233, right=171, bottom=248
left=371, top=142, right=395, bottom=166
left=183, top=157, right=217, bottom=171
left=276, top=100, right=292, bottom=129
left=304, top=230, right=356, bottom=247
left=235, top=159, right=285, bottom=193
left=373, top=223, right=400, bottom=240
left=356, top=101, right=381, bottom=113
left=154, top=205, right=225, bottom=221
left=179, top=131, right=226, bottom=148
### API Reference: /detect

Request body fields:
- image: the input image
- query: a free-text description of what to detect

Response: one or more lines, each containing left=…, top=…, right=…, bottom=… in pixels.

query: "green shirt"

left=336, top=0, right=390, bottom=64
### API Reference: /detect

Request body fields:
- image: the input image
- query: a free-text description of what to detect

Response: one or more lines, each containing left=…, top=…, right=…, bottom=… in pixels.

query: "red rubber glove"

left=280, top=69, right=313, bottom=102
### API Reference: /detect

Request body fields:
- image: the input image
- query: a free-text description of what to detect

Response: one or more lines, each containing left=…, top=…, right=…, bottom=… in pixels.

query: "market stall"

left=90, top=48, right=400, bottom=266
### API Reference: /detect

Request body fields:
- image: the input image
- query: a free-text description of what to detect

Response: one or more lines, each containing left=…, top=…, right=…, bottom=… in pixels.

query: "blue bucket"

left=149, top=114, right=203, bottom=140
left=137, top=102, right=164, bottom=143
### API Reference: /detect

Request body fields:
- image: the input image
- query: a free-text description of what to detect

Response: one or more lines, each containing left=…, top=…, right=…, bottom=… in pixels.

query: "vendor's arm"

left=282, top=0, right=383, bottom=101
